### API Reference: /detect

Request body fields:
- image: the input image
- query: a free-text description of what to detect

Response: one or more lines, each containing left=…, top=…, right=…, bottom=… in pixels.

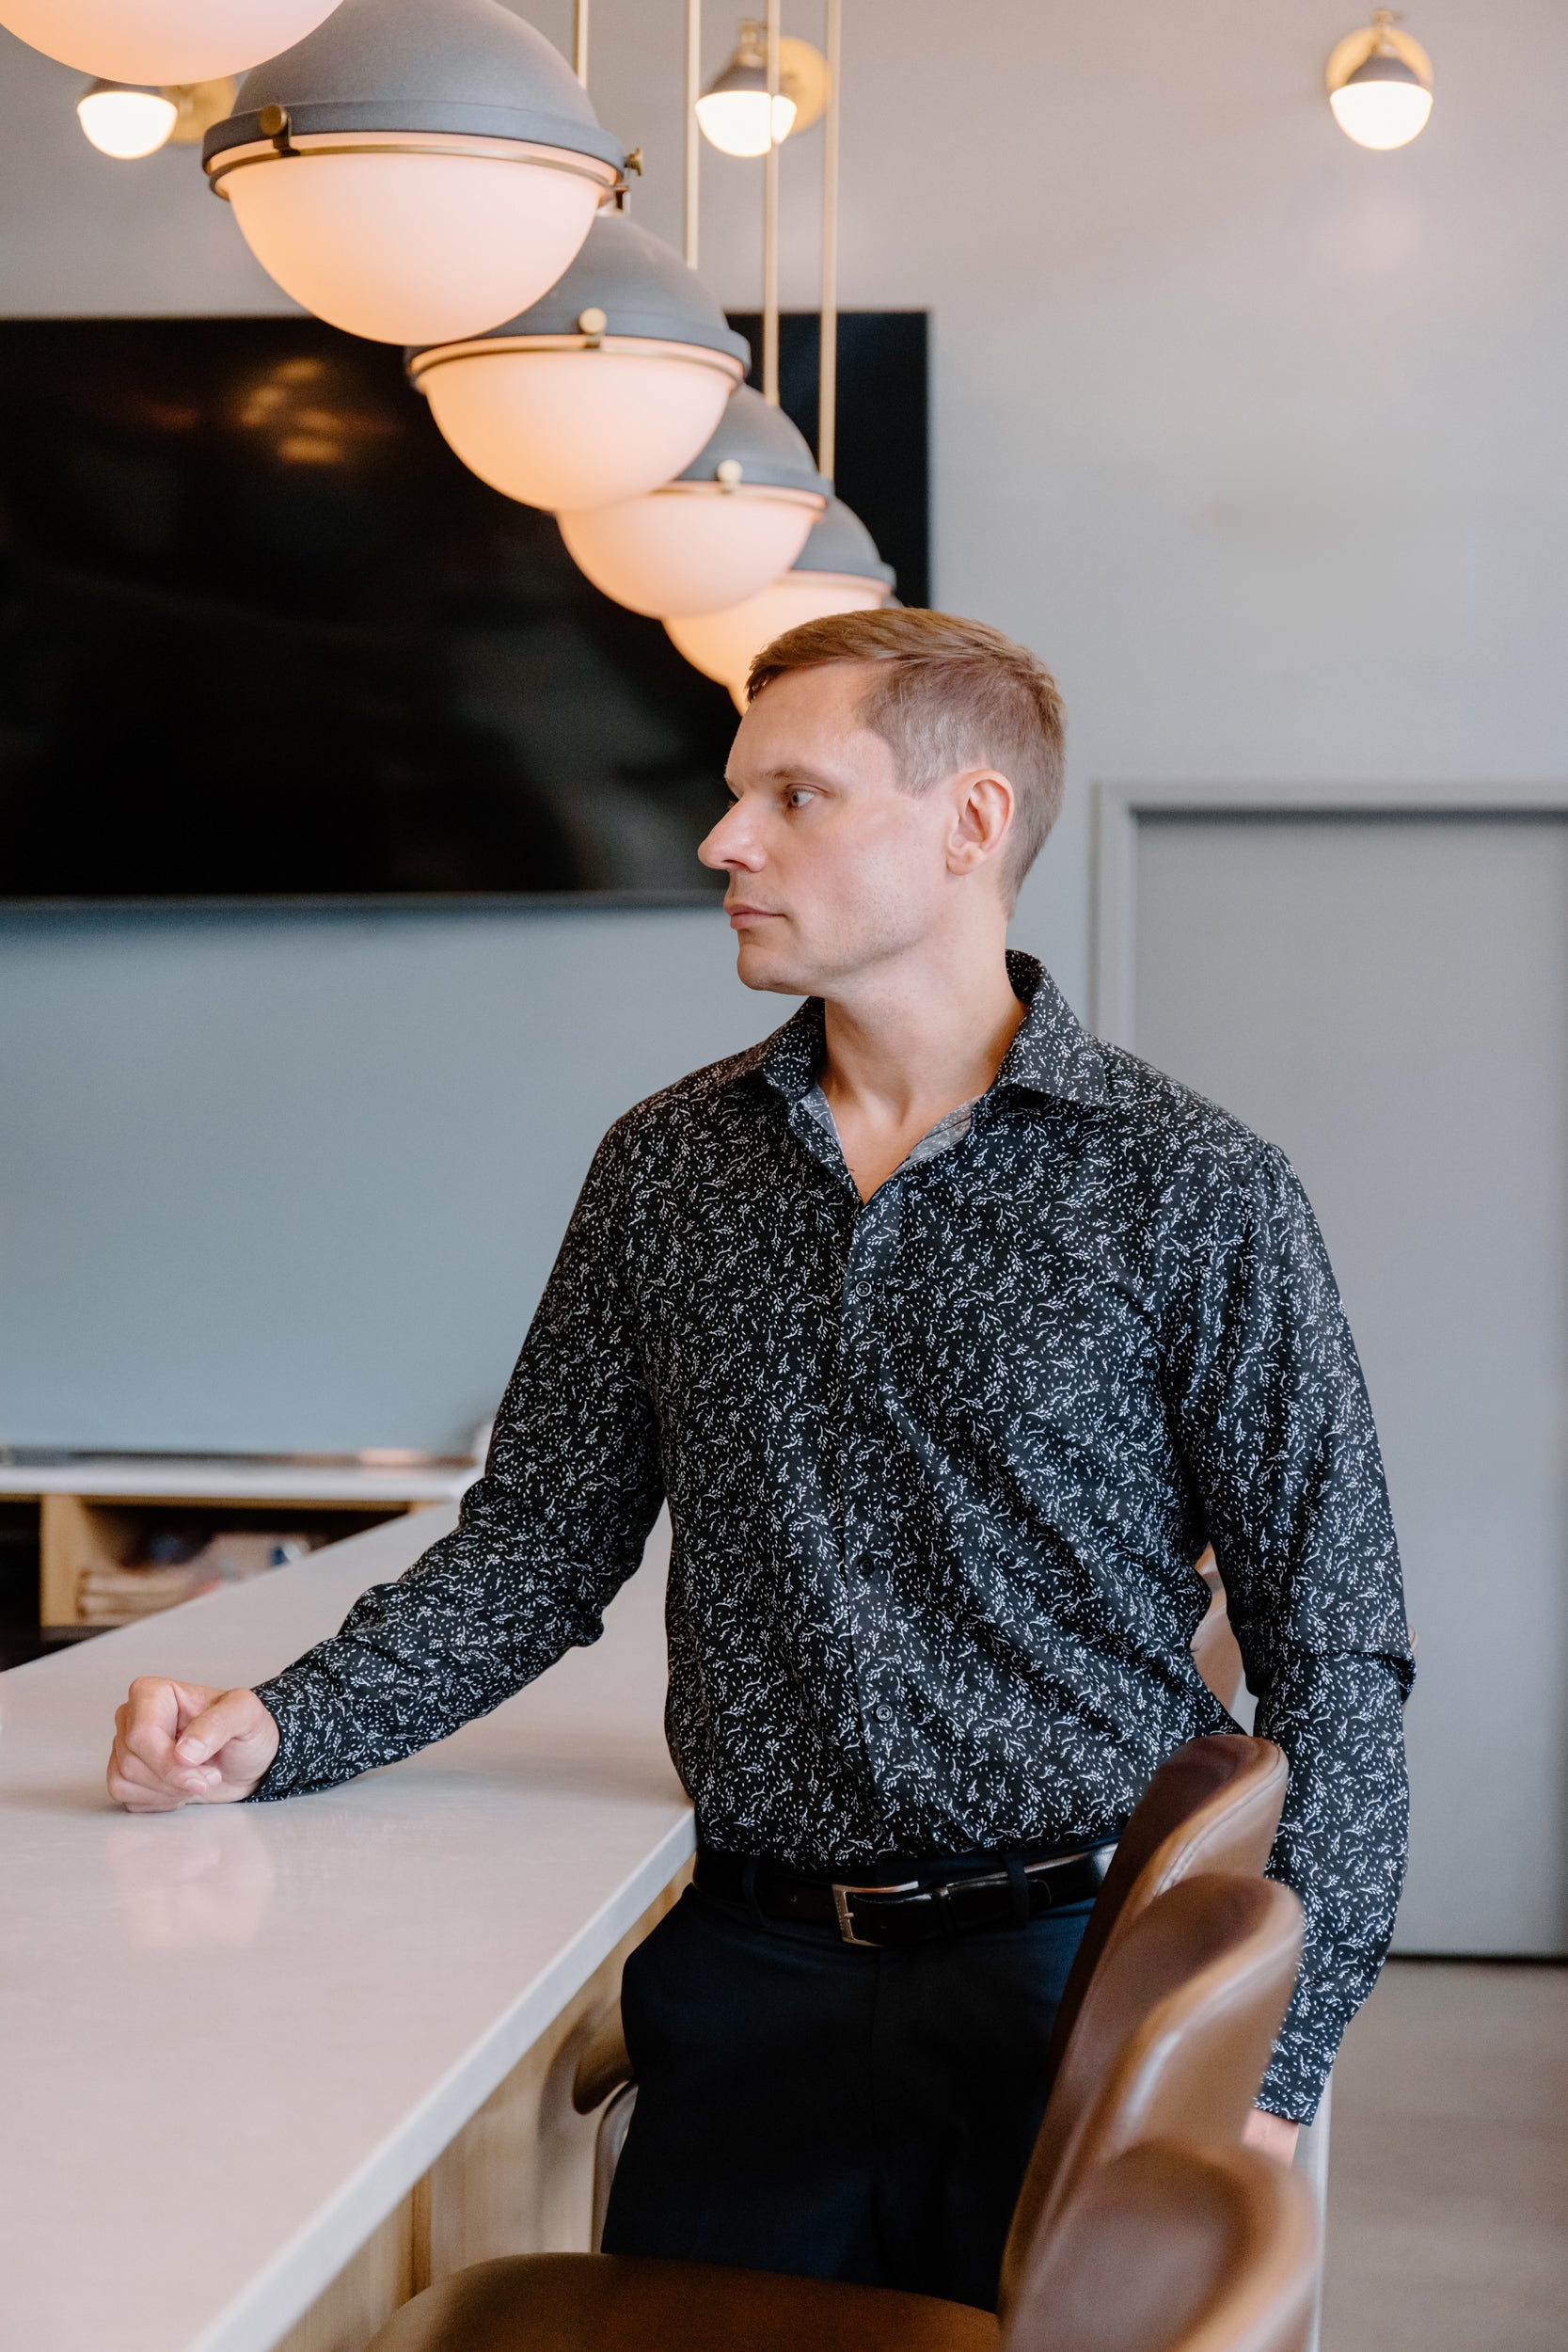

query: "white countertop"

left=0, top=1508, right=692, bottom=2352
left=0, top=1455, right=477, bottom=1502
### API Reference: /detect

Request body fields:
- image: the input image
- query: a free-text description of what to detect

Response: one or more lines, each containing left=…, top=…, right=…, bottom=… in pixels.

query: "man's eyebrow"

left=731, top=763, right=842, bottom=789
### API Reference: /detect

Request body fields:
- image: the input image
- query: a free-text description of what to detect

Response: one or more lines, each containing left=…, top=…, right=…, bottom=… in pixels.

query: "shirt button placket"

left=843, top=1197, right=894, bottom=1745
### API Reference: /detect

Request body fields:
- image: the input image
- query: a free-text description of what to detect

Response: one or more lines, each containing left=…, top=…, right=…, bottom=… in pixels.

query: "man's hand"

left=107, top=1678, right=280, bottom=1812
left=1243, top=2106, right=1301, bottom=2165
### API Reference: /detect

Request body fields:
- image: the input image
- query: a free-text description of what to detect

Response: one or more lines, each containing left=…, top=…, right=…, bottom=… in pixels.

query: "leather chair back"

left=1047, top=1736, right=1288, bottom=2078
left=1003, top=2139, right=1318, bottom=2352
left=998, top=1873, right=1303, bottom=2317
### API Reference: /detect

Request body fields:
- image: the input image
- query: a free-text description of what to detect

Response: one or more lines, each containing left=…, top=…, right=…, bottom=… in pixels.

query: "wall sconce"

left=1327, top=11, right=1433, bottom=151
left=74, top=73, right=242, bottom=162
left=696, top=18, right=828, bottom=158
left=76, top=81, right=180, bottom=158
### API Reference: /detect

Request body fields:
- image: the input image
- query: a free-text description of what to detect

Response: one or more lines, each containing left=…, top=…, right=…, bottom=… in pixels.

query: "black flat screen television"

left=0, top=310, right=927, bottom=902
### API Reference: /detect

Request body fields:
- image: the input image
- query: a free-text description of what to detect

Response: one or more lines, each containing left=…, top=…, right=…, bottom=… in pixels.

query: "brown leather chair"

left=363, top=2137, right=1313, bottom=2352
left=362, top=1872, right=1304, bottom=2352
left=1006, top=2138, right=1319, bottom=2352
left=1045, top=1735, right=1287, bottom=2080
left=1000, top=1873, right=1301, bottom=2299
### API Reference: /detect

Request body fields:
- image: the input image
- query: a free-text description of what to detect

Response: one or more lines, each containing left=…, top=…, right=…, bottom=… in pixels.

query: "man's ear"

left=945, top=769, right=1015, bottom=879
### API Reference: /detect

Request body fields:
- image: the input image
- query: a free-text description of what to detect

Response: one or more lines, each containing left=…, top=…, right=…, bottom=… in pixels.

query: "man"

left=109, top=610, right=1413, bottom=2311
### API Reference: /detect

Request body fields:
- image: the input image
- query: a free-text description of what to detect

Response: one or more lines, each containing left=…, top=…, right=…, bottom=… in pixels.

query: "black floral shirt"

left=252, top=953, right=1413, bottom=2122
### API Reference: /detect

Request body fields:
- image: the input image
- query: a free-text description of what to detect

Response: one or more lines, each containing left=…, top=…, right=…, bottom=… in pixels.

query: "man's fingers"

left=111, top=1679, right=222, bottom=1804
left=126, top=1676, right=184, bottom=1735
left=119, top=1678, right=214, bottom=1775
left=174, top=1688, right=262, bottom=1768
left=169, top=1680, right=228, bottom=1737
left=111, top=1747, right=182, bottom=1799
left=109, top=1737, right=224, bottom=1806
left=119, top=1712, right=181, bottom=1777
left=107, top=1679, right=272, bottom=1813
left=107, top=1750, right=186, bottom=1810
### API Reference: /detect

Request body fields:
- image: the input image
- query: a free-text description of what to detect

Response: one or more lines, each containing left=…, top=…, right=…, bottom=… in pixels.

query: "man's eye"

left=787, top=788, right=815, bottom=810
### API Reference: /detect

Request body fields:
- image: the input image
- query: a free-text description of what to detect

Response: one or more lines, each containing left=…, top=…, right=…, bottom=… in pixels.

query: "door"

left=1115, top=803, right=1568, bottom=1953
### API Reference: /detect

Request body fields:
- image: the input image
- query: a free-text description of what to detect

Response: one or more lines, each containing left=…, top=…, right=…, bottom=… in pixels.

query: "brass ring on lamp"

left=204, top=131, right=622, bottom=199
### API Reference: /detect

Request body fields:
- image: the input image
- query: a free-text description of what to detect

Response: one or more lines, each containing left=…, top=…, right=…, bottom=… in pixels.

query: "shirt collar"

left=992, top=951, right=1108, bottom=1106
left=750, top=950, right=1107, bottom=1110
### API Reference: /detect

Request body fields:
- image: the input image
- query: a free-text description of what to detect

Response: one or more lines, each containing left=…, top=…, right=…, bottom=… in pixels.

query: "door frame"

left=1090, top=778, right=1568, bottom=1045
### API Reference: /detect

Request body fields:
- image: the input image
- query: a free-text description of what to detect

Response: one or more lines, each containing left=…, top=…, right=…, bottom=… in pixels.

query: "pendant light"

left=407, top=212, right=748, bottom=514
left=557, top=384, right=828, bottom=616
left=1327, top=12, right=1433, bottom=150
left=0, top=0, right=341, bottom=86
left=76, top=81, right=180, bottom=159
left=666, top=498, right=895, bottom=707
left=201, top=0, right=625, bottom=347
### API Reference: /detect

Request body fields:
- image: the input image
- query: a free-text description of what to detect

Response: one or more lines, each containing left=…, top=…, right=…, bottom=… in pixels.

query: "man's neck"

left=816, top=942, right=1026, bottom=1200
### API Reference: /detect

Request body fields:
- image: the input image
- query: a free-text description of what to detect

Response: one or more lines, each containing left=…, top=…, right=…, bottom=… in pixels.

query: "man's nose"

left=698, top=801, right=764, bottom=872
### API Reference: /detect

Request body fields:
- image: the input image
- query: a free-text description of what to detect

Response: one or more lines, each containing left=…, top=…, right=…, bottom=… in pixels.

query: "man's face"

left=698, top=662, right=971, bottom=998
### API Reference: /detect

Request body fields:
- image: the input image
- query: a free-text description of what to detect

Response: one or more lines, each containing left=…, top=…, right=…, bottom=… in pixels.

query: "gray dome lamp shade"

left=557, top=384, right=830, bottom=618
left=406, top=214, right=751, bottom=513
left=666, top=497, right=895, bottom=705
left=788, top=496, right=896, bottom=589
left=201, top=0, right=626, bottom=346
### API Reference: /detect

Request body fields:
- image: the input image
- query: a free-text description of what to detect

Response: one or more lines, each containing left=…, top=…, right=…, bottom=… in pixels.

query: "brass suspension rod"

left=818, top=0, right=841, bottom=479
left=762, top=0, right=781, bottom=404
left=684, top=0, right=701, bottom=267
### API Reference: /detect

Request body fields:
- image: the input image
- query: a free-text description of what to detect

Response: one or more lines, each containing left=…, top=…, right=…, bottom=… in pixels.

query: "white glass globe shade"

left=694, top=87, right=796, bottom=159
left=559, top=487, right=819, bottom=618
left=1328, top=77, right=1433, bottom=149
left=76, top=82, right=178, bottom=159
left=222, top=141, right=607, bottom=345
left=667, top=573, right=889, bottom=703
left=1, top=0, right=340, bottom=85
left=420, top=342, right=739, bottom=512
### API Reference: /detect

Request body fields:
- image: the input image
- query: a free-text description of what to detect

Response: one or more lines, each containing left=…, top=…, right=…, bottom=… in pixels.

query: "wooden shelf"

left=0, top=1462, right=470, bottom=1637
left=38, top=1491, right=428, bottom=1633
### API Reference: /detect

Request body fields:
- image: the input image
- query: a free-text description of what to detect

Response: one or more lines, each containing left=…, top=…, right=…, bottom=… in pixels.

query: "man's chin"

left=734, top=935, right=811, bottom=996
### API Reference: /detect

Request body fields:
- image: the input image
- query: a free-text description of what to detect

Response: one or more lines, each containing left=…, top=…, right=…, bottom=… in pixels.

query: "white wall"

left=2, top=0, right=1564, bottom=1447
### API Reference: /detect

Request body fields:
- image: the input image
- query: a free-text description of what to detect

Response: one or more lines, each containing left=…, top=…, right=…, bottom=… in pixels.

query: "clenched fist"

left=108, top=1677, right=280, bottom=1812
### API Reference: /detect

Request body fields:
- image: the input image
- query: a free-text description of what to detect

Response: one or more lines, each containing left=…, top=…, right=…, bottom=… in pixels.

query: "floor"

left=1323, top=1960, right=1568, bottom=2351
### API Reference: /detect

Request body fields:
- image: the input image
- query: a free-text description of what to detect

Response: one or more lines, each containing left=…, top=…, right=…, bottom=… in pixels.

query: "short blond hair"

left=746, top=607, right=1066, bottom=902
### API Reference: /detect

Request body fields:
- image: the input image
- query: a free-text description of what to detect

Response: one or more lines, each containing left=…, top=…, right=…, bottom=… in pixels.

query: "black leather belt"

left=695, top=1840, right=1116, bottom=1948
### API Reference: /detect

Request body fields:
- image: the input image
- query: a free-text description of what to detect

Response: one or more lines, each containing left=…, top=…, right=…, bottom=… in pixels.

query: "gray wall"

left=0, top=911, right=769, bottom=1450
left=2, top=1, right=1565, bottom=1448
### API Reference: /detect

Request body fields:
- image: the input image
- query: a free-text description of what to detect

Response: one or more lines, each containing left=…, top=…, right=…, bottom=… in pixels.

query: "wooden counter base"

left=281, top=1873, right=688, bottom=2352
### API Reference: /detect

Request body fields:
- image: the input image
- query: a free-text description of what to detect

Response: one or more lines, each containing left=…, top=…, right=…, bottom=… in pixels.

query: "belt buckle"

left=831, top=1877, right=921, bottom=1947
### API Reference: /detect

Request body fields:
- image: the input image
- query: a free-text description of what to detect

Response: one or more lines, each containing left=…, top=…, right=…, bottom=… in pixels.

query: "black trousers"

left=601, top=1877, right=1094, bottom=2312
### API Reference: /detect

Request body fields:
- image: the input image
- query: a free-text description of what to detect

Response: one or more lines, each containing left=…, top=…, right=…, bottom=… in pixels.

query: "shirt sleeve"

left=1164, top=1135, right=1416, bottom=2123
left=247, top=1126, right=664, bottom=1802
